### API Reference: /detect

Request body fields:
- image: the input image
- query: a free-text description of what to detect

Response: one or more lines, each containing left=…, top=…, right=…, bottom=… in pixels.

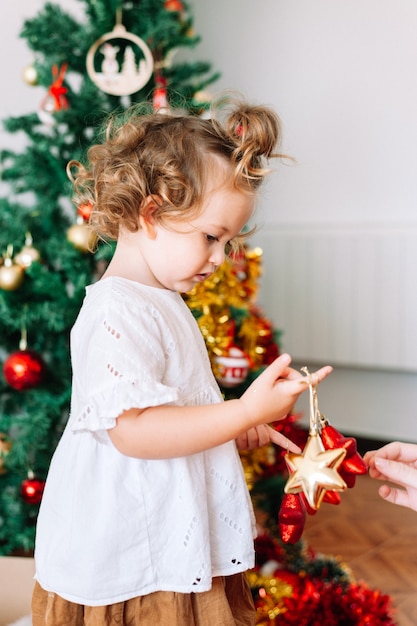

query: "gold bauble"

left=15, top=234, right=40, bottom=268
left=0, top=258, right=24, bottom=290
left=67, top=220, right=97, bottom=253
left=15, top=245, right=40, bottom=268
left=22, top=64, right=38, bottom=86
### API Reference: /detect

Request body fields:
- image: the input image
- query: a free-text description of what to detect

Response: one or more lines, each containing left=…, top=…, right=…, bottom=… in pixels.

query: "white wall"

left=191, top=0, right=417, bottom=442
left=0, top=0, right=83, bottom=153
left=1, top=1, right=417, bottom=441
left=191, top=0, right=417, bottom=226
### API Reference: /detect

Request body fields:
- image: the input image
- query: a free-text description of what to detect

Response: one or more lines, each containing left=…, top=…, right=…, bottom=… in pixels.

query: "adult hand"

left=364, top=442, right=417, bottom=512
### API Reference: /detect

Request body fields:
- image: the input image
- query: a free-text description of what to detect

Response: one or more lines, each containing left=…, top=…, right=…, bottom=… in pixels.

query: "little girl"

left=32, top=99, right=332, bottom=625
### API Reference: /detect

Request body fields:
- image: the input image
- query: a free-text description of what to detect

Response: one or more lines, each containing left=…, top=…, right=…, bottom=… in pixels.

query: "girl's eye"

left=206, top=234, right=218, bottom=243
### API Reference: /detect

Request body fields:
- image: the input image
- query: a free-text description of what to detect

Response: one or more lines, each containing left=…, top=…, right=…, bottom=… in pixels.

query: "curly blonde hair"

left=68, top=98, right=283, bottom=242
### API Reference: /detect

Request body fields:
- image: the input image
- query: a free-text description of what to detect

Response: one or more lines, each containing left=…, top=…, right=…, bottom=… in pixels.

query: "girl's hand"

left=364, top=442, right=417, bottom=512
left=239, top=353, right=333, bottom=427
left=236, top=424, right=301, bottom=452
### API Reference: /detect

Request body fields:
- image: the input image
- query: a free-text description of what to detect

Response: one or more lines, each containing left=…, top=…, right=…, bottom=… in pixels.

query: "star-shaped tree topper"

left=284, top=432, right=347, bottom=510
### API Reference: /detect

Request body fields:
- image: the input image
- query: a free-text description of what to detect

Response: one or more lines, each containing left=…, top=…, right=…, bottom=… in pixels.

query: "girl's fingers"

left=281, top=365, right=333, bottom=386
left=236, top=425, right=302, bottom=453
left=262, top=353, right=292, bottom=383
left=268, top=426, right=301, bottom=453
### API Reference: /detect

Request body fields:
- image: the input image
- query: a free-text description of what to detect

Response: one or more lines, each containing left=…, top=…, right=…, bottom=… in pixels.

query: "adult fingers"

left=378, top=484, right=417, bottom=511
left=375, top=457, right=417, bottom=489
left=372, top=441, right=417, bottom=464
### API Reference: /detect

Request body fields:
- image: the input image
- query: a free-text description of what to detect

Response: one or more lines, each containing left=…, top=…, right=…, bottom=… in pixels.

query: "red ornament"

left=164, top=0, right=184, bottom=11
left=3, top=349, right=45, bottom=390
left=77, top=202, right=93, bottom=222
left=21, top=472, right=45, bottom=504
left=322, top=489, right=342, bottom=505
left=278, top=493, right=306, bottom=544
left=321, top=422, right=367, bottom=483
left=42, top=63, right=69, bottom=112
left=153, top=76, right=168, bottom=111
left=215, top=346, right=250, bottom=388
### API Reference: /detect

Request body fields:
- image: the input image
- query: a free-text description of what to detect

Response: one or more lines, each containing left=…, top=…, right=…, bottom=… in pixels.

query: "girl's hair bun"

left=212, top=94, right=285, bottom=188
left=226, top=104, right=281, bottom=159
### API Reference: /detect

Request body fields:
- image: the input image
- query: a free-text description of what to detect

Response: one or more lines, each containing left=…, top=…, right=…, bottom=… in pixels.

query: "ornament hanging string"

left=301, top=366, right=320, bottom=435
left=19, top=325, right=28, bottom=352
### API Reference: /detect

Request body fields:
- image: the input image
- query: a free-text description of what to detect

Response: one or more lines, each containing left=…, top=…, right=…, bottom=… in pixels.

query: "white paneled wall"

left=253, top=223, right=417, bottom=372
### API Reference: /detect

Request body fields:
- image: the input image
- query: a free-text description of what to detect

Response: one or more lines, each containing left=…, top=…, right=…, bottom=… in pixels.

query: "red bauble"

left=21, top=475, right=45, bottom=504
left=278, top=493, right=306, bottom=544
left=321, top=423, right=367, bottom=481
left=3, top=349, right=45, bottom=390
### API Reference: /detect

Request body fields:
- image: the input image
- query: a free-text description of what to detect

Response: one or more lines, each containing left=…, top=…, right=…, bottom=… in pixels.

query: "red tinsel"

left=250, top=534, right=396, bottom=626
left=275, top=578, right=395, bottom=626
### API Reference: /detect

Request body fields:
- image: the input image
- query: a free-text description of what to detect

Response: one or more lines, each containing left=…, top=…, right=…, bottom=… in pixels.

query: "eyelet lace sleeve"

left=70, top=293, right=180, bottom=434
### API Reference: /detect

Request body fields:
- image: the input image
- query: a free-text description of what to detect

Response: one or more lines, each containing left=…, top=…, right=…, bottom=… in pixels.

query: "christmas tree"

left=0, top=0, right=218, bottom=557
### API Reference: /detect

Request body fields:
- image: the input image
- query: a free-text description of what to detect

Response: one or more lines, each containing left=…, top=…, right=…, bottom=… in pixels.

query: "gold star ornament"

left=284, top=432, right=347, bottom=510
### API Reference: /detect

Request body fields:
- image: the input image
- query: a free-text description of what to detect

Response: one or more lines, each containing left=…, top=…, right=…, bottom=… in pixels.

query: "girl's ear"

left=139, top=195, right=161, bottom=239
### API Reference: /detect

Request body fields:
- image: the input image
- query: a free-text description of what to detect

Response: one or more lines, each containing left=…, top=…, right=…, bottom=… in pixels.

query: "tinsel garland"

left=248, top=533, right=396, bottom=625
left=183, top=247, right=279, bottom=379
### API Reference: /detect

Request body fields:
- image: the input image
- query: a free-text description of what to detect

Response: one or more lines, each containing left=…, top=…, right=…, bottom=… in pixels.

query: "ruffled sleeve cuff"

left=71, top=377, right=179, bottom=434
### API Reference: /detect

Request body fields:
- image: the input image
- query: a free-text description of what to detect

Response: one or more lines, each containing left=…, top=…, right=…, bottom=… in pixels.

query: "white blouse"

left=34, top=277, right=256, bottom=606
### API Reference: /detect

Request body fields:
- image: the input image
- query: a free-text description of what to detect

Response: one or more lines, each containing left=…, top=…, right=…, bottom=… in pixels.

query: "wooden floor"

left=303, top=472, right=417, bottom=626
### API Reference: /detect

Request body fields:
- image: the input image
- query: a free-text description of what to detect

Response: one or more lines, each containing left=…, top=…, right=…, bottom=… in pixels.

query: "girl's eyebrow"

left=207, top=225, right=229, bottom=235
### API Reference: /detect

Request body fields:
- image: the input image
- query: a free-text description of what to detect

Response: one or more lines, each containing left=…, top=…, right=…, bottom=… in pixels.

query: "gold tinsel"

left=246, top=570, right=293, bottom=624
left=183, top=247, right=278, bottom=376
left=240, top=444, right=277, bottom=491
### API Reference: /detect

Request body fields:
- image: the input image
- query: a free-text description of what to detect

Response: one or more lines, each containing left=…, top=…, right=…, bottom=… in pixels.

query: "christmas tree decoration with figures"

left=86, top=8, right=154, bottom=97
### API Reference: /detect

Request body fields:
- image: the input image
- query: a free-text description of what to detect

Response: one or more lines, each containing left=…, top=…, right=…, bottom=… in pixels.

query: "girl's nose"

left=209, top=244, right=225, bottom=268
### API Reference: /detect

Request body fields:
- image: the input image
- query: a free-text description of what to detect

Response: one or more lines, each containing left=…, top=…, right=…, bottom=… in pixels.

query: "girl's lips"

left=194, top=272, right=211, bottom=282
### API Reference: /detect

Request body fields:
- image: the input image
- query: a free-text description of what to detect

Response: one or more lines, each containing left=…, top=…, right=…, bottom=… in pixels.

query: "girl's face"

left=133, top=169, right=255, bottom=293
